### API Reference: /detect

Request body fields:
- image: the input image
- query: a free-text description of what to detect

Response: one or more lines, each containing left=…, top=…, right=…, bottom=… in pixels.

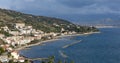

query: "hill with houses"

left=0, top=8, right=98, bottom=33
left=0, top=8, right=99, bottom=63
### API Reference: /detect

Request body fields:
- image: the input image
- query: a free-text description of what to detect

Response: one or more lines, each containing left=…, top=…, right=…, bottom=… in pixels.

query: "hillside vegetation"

left=0, top=8, right=98, bottom=33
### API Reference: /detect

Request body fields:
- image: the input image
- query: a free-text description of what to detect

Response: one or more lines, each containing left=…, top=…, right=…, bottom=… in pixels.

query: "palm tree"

left=48, top=56, right=55, bottom=63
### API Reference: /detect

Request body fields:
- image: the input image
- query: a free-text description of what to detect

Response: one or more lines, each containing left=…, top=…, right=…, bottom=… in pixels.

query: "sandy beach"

left=15, top=38, right=61, bottom=51
left=16, top=32, right=100, bottom=51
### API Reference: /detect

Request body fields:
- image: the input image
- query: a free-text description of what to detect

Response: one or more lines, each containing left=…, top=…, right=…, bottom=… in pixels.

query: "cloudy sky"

left=0, top=0, right=120, bottom=24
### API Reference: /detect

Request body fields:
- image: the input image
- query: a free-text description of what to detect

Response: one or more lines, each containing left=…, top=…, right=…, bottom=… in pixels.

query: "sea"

left=19, top=28, right=120, bottom=63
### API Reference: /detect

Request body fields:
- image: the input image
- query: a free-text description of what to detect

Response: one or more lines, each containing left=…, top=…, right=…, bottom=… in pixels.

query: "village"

left=0, top=23, right=77, bottom=63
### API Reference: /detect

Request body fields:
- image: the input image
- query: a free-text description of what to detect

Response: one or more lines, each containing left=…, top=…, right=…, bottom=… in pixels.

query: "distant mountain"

left=66, top=14, right=120, bottom=27
left=0, top=8, right=98, bottom=33
left=101, top=18, right=120, bottom=26
left=92, top=18, right=120, bottom=27
left=79, top=17, right=120, bottom=28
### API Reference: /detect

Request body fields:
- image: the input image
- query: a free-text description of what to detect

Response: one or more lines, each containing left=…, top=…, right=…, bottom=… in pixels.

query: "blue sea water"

left=20, top=28, right=120, bottom=63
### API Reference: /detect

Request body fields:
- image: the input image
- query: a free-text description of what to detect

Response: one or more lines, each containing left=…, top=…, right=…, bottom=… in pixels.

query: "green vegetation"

left=0, top=39, right=6, bottom=44
left=27, top=39, right=41, bottom=45
left=0, top=47, right=5, bottom=55
left=0, top=30, right=13, bottom=37
left=0, top=8, right=99, bottom=33
left=76, top=26, right=99, bottom=33
left=8, top=60, right=31, bottom=63
left=41, top=56, right=75, bottom=63
left=0, top=8, right=99, bottom=63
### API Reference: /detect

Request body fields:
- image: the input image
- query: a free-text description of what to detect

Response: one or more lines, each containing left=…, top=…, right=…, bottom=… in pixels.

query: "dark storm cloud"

left=0, top=0, right=120, bottom=24
left=0, top=0, right=120, bottom=14
left=58, top=0, right=96, bottom=8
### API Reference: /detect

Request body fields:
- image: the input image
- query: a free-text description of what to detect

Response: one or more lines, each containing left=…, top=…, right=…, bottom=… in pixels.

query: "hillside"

left=0, top=8, right=98, bottom=33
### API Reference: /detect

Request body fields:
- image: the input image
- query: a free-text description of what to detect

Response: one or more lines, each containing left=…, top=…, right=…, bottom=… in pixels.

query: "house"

left=15, top=23, right=25, bottom=29
left=18, top=37, right=34, bottom=45
left=19, top=29, right=32, bottom=35
left=1, top=44, right=10, bottom=50
left=0, top=55, right=9, bottom=63
left=37, top=30, right=44, bottom=34
left=53, top=23, right=59, bottom=27
left=0, top=34, right=5, bottom=39
left=51, top=32, right=57, bottom=37
left=18, top=57, right=25, bottom=62
left=11, top=51, right=20, bottom=59
left=34, top=34, right=42, bottom=40
left=26, top=26, right=32, bottom=29
left=61, top=28, right=65, bottom=32
left=1, top=26, right=9, bottom=32
left=31, top=29, right=36, bottom=34
left=9, top=31, right=19, bottom=36
left=6, top=47, right=13, bottom=52
left=72, top=31, right=76, bottom=34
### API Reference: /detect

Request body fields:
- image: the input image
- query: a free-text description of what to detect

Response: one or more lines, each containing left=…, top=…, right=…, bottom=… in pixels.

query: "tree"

left=9, top=60, right=14, bottom=63
left=0, top=47, right=5, bottom=55
left=48, top=56, right=55, bottom=63
left=58, top=60, right=62, bottom=63
left=41, top=61, right=46, bottom=63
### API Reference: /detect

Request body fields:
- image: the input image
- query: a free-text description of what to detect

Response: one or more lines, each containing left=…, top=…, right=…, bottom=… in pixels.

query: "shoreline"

left=15, top=38, right=61, bottom=51
left=58, top=32, right=100, bottom=38
left=16, top=32, right=100, bottom=51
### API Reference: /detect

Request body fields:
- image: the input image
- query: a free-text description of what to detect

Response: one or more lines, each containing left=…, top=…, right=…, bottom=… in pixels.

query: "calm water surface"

left=20, top=28, right=120, bottom=63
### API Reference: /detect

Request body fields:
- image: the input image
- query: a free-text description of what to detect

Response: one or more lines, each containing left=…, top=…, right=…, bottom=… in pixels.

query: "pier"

left=62, top=40, right=82, bottom=48
left=25, top=57, right=48, bottom=61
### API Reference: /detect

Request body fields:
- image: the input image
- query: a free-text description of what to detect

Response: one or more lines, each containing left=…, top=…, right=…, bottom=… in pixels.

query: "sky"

left=0, top=0, right=120, bottom=24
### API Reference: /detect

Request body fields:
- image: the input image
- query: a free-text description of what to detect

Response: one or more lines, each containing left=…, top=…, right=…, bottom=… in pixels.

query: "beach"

left=15, top=38, right=60, bottom=51
left=16, top=32, right=100, bottom=51
left=19, top=28, right=120, bottom=63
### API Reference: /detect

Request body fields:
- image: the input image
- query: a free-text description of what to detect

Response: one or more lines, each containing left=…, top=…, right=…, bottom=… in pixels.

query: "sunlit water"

left=20, top=28, right=120, bottom=63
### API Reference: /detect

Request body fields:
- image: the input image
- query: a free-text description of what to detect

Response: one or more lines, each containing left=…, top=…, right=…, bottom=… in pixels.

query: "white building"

left=26, top=26, right=32, bottom=29
left=18, top=57, right=25, bottom=62
left=9, top=31, right=19, bottom=36
left=11, top=51, right=20, bottom=59
left=0, top=56, right=9, bottom=63
left=6, top=47, right=13, bottom=52
left=37, top=30, right=44, bottom=34
left=15, top=23, right=25, bottom=29
left=19, top=29, right=33, bottom=35
left=1, top=26, right=9, bottom=32
left=18, top=37, right=34, bottom=45
left=0, top=34, right=4, bottom=39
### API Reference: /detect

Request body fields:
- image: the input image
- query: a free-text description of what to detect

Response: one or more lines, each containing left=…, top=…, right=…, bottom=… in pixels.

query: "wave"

left=59, top=50, right=68, bottom=58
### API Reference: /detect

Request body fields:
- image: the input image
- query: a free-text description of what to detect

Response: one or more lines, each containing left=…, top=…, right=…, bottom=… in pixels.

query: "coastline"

left=57, top=32, right=100, bottom=38
left=16, top=32, right=100, bottom=51
left=15, top=38, right=61, bottom=51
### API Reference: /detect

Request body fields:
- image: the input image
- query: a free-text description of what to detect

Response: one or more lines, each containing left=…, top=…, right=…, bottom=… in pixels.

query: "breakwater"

left=62, top=40, right=82, bottom=48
